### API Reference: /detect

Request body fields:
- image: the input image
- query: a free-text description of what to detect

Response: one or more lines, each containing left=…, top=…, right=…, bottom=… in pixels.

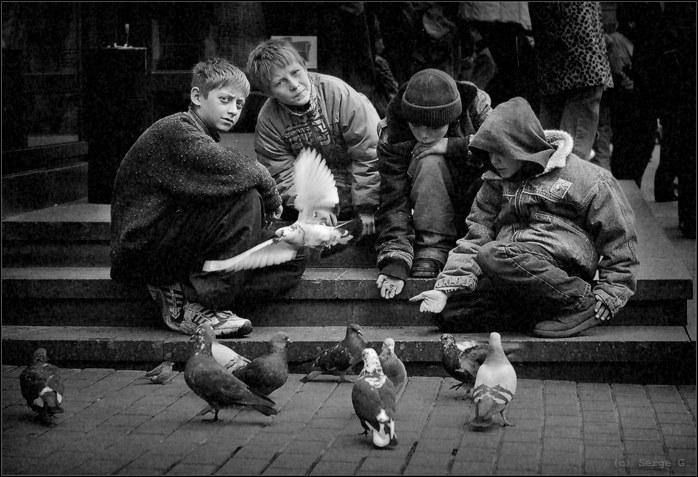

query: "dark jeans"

left=144, top=189, right=308, bottom=310
left=439, top=241, right=594, bottom=331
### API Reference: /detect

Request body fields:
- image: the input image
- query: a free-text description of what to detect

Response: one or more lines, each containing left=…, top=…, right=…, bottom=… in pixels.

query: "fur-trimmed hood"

left=469, top=97, right=574, bottom=179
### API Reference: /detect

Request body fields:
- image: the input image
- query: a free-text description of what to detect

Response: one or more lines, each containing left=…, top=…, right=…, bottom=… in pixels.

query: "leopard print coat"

left=529, top=2, right=613, bottom=96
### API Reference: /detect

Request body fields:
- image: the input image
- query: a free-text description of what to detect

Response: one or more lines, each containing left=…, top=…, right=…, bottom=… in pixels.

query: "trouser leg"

left=559, top=86, right=603, bottom=161
left=409, top=154, right=457, bottom=265
left=476, top=241, right=594, bottom=313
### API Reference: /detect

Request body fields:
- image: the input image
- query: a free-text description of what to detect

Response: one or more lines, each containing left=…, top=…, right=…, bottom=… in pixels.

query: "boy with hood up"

left=410, top=97, right=639, bottom=338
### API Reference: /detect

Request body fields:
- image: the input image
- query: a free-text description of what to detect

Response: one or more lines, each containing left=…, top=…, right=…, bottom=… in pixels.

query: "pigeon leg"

left=337, top=372, right=354, bottom=383
left=204, top=409, right=221, bottom=423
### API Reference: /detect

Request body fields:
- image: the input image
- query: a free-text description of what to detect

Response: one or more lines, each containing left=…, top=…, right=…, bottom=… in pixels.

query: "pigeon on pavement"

left=184, top=323, right=279, bottom=421
left=440, top=333, right=523, bottom=399
left=300, top=324, right=366, bottom=383
left=136, top=360, right=177, bottom=384
left=468, top=332, right=517, bottom=428
left=379, top=338, right=407, bottom=401
left=19, top=348, right=65, bottom=425
left=233, top=332, right=292, bottom=396
left=352, top=348, right=398, bottom=448
left=202, top=148, right=352, bottom=273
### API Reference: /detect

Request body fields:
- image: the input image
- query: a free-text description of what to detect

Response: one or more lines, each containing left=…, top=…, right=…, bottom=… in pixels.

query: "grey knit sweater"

left=110, top=108, right=281, bottom=282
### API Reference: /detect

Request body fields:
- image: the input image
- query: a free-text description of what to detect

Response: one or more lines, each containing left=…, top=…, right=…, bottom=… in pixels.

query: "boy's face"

left=408, top=123, right=449, bottom=145
left=490, top=152, right=523, bottom=178
left=191, top=85, right=247, bottom=132
left=269, top=61, right=311, bottom=107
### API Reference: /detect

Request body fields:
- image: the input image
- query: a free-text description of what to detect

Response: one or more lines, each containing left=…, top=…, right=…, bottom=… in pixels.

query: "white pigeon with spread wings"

left=202, top=148, right=352, bottom=273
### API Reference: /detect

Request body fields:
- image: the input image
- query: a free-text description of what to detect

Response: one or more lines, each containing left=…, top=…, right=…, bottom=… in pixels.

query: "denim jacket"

left=435, top=125, right=639, bottom=316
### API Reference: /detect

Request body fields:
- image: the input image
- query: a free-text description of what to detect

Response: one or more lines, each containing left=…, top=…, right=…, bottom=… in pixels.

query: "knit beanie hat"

left=402, top=69, right=462, bottom=127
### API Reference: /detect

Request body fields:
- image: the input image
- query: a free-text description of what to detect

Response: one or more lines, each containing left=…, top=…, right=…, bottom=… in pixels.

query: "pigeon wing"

left=293, top=148, right=339, bottom=223
left=202, top=239, right=298, bottom=272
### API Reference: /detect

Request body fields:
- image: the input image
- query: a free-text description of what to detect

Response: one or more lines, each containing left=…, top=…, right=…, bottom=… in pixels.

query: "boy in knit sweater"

left=110, top=58, right=308, bottom=338
left=246, top=39, right=381, bottom=238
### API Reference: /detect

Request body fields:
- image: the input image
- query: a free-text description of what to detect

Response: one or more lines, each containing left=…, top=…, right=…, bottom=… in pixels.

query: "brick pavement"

left=2, top=366, right=696, bottom=475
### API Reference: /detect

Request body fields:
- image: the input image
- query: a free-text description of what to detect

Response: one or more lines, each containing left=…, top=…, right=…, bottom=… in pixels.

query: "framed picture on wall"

left=270, top=35, right=317, bottom=69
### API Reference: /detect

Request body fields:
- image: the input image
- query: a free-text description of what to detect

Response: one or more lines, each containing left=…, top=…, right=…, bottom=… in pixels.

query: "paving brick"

left=542, top=437, right=582, bottom=453
left=501, top=428, right=542, bottom=443
left=72, top=458, right=126, bottom=475
left=654, top=411, right=694, bottom=424
left=309, top=460, right=359, bottom=475
left=496, top=451, right=540, bottom=471
left=663, top=435, right=698, bottom=449
left=264, top=452, right=318, bottom=473
left=451, top=460, right=495, bottom=474
left=583, top=421, right=622, bottom=434
left=584, top=459, right=630, bottom=474
left=544, top=404, right=580, bottom=416
left=166, top=463, right=218, bottom=475
left=620, top=417, right=660, bottom=429
left=584, top=443, right=624, bottom=460
left=544, top=415, right=581, bottom=427
left=542, top=426, right=582, bottom=439
left=356, top=456, right=405, bottom=474
left=581, top=410, right=618, bottom=422
left=406, top=449, right=452, bottom=470
left=214, top=457, right=268, bottom=475
left=622, top=428, right=661, bottom=441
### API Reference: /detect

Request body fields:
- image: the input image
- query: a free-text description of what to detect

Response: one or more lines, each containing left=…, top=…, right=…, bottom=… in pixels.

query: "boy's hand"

left=594, top=295, right=612, bottom=321
left=409, top=290, right=448, bottom=313
left=412, top=138, right=448, bottom=161
left=376, top=274, right=404, bottom=300
left=358, top=212, right=376, bottom=236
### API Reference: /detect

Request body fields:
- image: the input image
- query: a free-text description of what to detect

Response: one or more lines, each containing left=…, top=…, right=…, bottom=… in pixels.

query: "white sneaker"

left=147, top=284, right=252, bottom=338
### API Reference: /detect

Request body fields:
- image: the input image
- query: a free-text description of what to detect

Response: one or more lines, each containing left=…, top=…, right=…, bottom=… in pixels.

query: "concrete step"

left=1, top=324, right=695, bottom=384
left=1, top=266, right=691, bottom=327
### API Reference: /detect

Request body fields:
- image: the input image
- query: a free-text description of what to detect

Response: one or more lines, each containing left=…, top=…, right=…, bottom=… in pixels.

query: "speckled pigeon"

left=184, top=323, right=279, bottom=421
left=19, top=348, right=65, bottom=425
left=137, top=360, right=176, bottom=384
left=233, top=332, right=291, bottom=396
left=469, top=332, right=517, bottom=428
left=352, top=348, right=398, bottom=448
left=379, top=338, right=407, bottom=401
left=440, top=333, right=522, bottom=399
left=300, top=324, right=366, bottom=383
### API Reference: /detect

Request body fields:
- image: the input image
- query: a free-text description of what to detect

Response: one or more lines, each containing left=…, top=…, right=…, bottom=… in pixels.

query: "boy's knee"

left=476, top=241, right=503, bottom=275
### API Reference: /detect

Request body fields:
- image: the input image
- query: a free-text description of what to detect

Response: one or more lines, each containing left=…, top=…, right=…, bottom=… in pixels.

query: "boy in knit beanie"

left=375, top=68, right=491, bottom=299
left=110, top=58, right=309, bottom=338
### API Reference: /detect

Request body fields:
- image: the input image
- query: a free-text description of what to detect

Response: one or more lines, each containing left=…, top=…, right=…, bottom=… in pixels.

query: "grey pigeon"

left=468, top=332, right=517, bottom=428
left=19, top=348, right=65, bottom=425
left=440, top=333, right=522, bottom=399
left=379, top=338, right=407, bottom=401
left=233, top=332, right=291, bottom=396
left=352, top=348, right=398, bottom=448
left=300, top=324, right=366, bottom=383
left=184, top=323, right=279, bottom=421
left=137, top=360, right=176, bottom=384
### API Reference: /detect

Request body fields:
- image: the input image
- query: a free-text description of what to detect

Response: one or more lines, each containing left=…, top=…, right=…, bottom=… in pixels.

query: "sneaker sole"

left=215, top=322, right=253, bottom=338
left=532, top=316, right=601, bottom=338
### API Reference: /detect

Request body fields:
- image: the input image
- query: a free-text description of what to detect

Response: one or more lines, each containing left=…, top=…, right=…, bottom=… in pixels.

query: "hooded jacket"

left=254, top=72, right=380, bottom=214
left=435, top=97, right=639, bottom=316
left=375, top=80, right=491, bottom=280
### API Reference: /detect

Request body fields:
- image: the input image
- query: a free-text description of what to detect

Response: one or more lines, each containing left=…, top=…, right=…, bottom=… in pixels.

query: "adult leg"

left=559, top=86, right=603, bottom=161
left=538, top=92, right=564, bottom=131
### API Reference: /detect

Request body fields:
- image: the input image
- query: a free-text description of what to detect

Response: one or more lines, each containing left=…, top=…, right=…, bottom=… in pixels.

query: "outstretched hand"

left=409, top=290, right=448, bottom=313
left=376, top=274, right=404, bottom=300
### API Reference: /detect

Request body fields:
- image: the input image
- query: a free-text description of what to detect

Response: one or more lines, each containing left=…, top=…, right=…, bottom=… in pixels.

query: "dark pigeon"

left=19, top=348, right=65, bottom=425
left=184, top=323, right=279, bottom=421
left=300, top=324, right=366, bottom=383
left=233, top=332, right=291, bottom=396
